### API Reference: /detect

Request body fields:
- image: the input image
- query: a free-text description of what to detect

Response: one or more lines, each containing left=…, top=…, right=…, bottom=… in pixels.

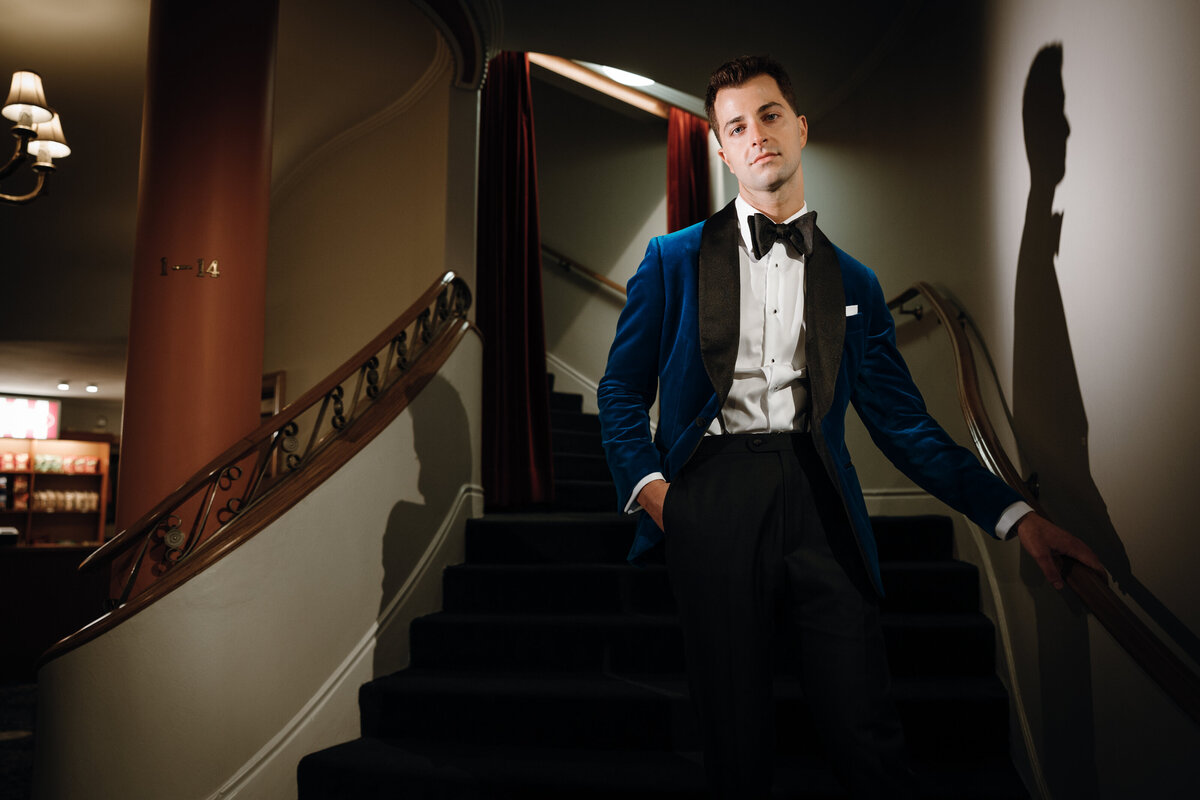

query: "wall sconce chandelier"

left=1, top=70, right=70, bottom=205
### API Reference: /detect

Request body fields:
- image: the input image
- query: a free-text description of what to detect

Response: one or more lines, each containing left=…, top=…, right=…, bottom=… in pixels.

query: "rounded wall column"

left=116, top=0, right=279, bottom=582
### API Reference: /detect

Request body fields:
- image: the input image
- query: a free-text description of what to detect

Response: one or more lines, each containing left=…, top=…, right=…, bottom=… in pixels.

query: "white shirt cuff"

left=995, top=501, right=1035, bottom=540
left=625, top=472, right=666, bottom=514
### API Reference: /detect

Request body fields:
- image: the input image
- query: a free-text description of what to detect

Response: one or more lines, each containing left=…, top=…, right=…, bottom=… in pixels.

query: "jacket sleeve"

left=849, top=272, right=1022, bottom=537
left=597, top=238, right=669, bottom=510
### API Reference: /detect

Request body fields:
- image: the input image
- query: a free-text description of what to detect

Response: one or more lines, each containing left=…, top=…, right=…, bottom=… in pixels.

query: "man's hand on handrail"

left=1016, top=511, right=1106, bottom=590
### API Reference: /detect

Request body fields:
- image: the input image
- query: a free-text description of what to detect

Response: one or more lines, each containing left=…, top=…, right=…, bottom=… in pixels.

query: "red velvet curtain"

left=476, top=51, right=555, bottom=509
left=667, top=107, right=712, bottom=232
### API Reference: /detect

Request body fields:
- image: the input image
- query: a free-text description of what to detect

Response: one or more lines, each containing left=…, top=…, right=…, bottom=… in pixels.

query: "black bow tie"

left=749, top=211, right=816, bottom=260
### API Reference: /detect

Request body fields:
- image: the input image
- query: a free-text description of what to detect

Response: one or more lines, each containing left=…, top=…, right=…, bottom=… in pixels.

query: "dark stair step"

left=300, top=737, right=1028, bottom=799
left=549, top=390, right=583, bottom=413
left=441, top=561, right=979, bottom=615
left=872, top=515, right=954, bottom=561
left=549, top=427, right=603, bottom=456
left=551, top=409, right=601, bottom=433
left=463, top=513, right=955, bottom=566
left=408, top=612, right=997, bottom=677
left=553, top=451, right=611, bottom=481
left=465, top=512, right=636, bottom=564
left=549, top=479, right=615, bottom=511
left=358, top=670, right=1009, bottom=757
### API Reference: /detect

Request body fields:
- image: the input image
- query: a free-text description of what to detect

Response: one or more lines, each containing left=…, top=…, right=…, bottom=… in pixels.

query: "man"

left=596, top=55, right=1103, bottom=798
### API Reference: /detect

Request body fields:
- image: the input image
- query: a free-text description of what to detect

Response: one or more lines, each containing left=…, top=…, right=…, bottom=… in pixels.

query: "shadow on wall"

left=373, top=374, right=472, bottom=677
left=1011, top=43, right=1200, bottom=797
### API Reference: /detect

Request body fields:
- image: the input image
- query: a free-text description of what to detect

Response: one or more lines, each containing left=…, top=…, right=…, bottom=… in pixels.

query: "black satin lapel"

left=805, top=225, right=846, bottom=425
left=699, top=199, right=741, bottom=406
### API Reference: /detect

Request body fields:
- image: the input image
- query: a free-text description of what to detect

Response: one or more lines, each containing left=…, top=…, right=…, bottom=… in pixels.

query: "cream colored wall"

left=33, top=334, right=483, bottom=800
left=801, top=1, right=1200, bottom=796
left=532, top=74, right=668, bottom=411
left=265, top=0, right=470, bottom=401
left=979, top=3, right=1200, bottom=797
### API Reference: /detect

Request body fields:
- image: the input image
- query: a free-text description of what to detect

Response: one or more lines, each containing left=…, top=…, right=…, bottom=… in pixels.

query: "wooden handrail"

left=888, top=281, right=1200, bottom=726
left=41, top=317, right=476, bottom=668
left=542, top=245, right=627, bottom=298
left=79, top=272, right=474, bottom=605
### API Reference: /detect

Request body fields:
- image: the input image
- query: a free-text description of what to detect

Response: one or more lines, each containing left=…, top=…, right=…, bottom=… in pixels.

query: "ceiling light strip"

left=528, top=53, right=671, bottom=120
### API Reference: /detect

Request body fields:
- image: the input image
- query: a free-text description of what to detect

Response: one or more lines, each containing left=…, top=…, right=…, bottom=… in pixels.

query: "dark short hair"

left=705, top=55, right=800, bottom=140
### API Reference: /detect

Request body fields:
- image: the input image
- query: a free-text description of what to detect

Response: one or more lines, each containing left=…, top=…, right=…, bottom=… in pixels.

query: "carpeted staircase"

left=298, top=383, right=1030, bottom=798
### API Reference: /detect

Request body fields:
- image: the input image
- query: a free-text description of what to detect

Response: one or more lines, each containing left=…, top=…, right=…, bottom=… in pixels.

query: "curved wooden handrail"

left=888, top=281, right=1200, bottom=726
left=542, top=244, right=627, bottom=298
left=78, top=271, right=473, bottom=604
left=42, top=319, right=477, bottom=668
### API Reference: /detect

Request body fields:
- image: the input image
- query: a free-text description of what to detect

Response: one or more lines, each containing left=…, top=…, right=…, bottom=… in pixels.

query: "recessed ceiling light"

left=85, top=384, right=99, bottom=393
left=57, top=381, right=70, bottom=391
left=599, top=65, right=655, bottom=88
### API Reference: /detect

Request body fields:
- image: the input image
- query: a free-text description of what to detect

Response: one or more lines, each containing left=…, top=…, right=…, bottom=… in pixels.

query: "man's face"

left=713, top=74, right=808, bottom=199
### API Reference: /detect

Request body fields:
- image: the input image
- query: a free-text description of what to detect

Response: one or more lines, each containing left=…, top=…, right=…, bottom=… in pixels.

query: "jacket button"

left=695, top=417, right=706, bottom=427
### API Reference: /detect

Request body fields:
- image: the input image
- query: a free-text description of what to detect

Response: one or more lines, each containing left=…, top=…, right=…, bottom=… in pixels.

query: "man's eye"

left=730, top=125, right=744, bottom=136
left=764, top=113, right=780, bottom=122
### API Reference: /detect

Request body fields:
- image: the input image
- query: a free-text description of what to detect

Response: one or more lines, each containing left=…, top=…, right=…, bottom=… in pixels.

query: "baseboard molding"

left=209, top=483, right=484, bottom=800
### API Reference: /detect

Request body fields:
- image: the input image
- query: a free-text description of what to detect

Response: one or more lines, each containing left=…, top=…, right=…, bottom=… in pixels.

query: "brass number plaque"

left=161, top=257, right=221, bottom=278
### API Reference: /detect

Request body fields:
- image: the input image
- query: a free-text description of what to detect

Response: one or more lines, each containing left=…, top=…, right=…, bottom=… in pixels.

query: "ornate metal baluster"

left=108, top=274, right=475, bottom=601
left=380, top=337, right=399, bottom=390
left=299, top=389, right=336, bottom=467
left=214, top=466, right=246, bottom=529
left=364, top=355, right=382, bottom=400
left=394, top=331, right=410, bottom=373
left=279, top=420, right=302, bottom=471
left=415, top=308, right=432, bottom=345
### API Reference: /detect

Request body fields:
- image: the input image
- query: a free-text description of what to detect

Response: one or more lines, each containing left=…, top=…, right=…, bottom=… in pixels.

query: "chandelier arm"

left=0, top=129, right=34, bottom=180
left=0, top=169, right=48, bottom=205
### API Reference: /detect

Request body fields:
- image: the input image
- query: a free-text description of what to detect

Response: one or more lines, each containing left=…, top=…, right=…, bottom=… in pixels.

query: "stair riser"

left=551, top=481, right=616, bottom=511
left=359, top=689, right=1007, bottom=756
left=463, top=518, right=956, bottom=566
left=550, top=392, right=583, bottom=413
left=549, top=429, right=604, bottom=456
left=551, top=411, right=601, bottom=433
left=553, top=454, right=612, bottom=481
left=409, top=619, right=996, bottom=677
left=441, top=565, right=980, bottom=615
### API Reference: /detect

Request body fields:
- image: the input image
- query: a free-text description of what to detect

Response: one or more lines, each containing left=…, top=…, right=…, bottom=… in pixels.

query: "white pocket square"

left=845, top=305, right=859, bottom=317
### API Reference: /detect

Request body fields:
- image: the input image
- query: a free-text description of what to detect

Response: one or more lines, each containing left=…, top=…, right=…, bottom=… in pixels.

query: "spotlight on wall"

left=1, top=70, right=70, bottom=205
left=85, top=383, right=99, bottom=394
left=57, top=381, right=70, bottom=391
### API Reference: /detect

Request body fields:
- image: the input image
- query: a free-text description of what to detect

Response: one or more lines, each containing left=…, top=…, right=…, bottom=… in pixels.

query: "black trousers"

left=661, top=432, right=913, bottom=798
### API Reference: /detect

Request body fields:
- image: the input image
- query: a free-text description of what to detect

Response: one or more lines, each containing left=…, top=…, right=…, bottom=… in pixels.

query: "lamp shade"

left=27, top=113, right=70, bottom=160
left=2, top=71, right=52, bottom=126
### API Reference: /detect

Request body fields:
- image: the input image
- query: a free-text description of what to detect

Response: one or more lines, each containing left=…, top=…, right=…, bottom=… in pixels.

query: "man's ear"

left=717, top=147, right=733, bottom=172
left=797, top=114, right=808, bottom=147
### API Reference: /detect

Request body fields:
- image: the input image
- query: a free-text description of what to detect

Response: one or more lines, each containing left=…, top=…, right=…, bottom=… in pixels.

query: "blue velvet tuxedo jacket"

left=596, top=200, right=1021, bottom=594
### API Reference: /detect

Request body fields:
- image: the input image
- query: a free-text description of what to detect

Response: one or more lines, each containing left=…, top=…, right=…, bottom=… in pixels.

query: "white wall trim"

left=272, top=35, right=453, bottom=204
left=546, top=351, right=599, bottom=412
left=207, top=482, right=484, bottom=800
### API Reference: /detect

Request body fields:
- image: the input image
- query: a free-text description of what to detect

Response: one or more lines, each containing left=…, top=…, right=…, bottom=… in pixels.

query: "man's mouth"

left=750, top=152, right=779, bottom=166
